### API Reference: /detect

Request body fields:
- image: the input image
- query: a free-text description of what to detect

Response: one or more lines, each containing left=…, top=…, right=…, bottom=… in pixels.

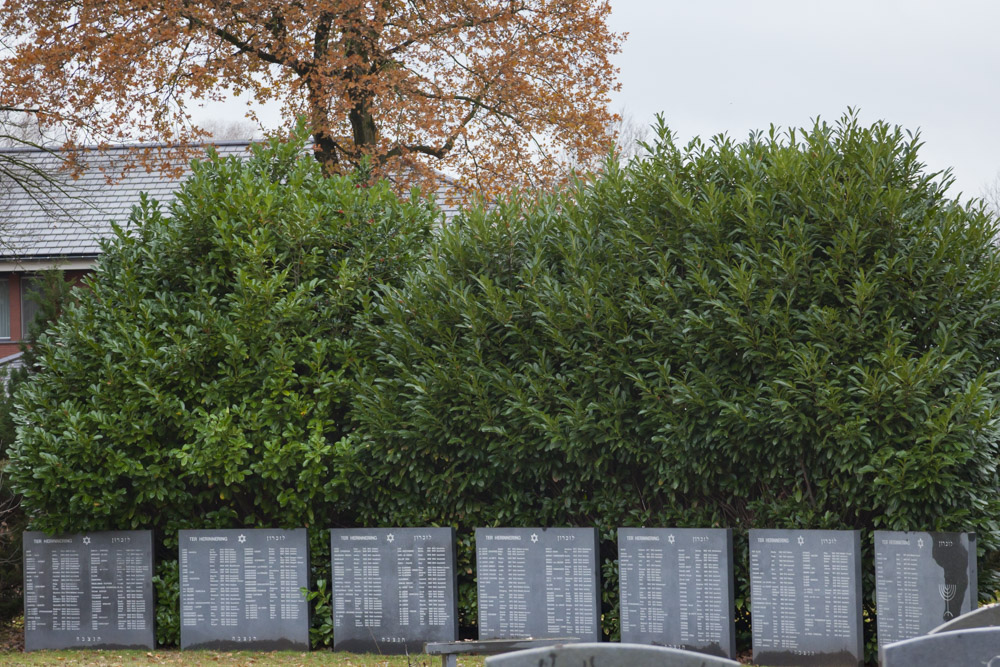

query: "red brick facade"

left=0, top=270, right=89, bottom=359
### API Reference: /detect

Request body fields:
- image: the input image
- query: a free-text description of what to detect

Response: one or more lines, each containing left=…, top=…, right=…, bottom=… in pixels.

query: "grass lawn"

left=0, top=622, right=486, bottom=666
left=0, top=650, right=485, bottom=666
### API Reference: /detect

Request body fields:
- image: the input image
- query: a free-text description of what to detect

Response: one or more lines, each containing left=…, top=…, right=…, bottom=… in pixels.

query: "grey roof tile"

left=0, top=143, right=251, bottom=260
left=0, top=142, right=463, bottom=261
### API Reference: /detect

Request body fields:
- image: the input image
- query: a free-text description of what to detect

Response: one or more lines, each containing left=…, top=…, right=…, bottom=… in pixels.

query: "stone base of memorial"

left=330, top=527, right=458, bottom=653
left=23, top=530, right=155, bottom=651
left=179, top=528, right=310, bottom=651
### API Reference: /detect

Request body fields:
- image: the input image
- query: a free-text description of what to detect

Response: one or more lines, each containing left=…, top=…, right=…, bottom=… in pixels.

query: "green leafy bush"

left=6, top=133, right=435, bottom=644
left=352, top=113, right=1000, bottom=650
left=0, top=271, right=74, bottom=624
left=0, top=458, right=23, bottom=625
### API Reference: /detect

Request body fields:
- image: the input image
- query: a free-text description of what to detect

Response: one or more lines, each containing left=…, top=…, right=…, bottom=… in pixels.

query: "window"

left=20, top=276, right=41, bottom=340
left=0, top=279, right=8, bottom=339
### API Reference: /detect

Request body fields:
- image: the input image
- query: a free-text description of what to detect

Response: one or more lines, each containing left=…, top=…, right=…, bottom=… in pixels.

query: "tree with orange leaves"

left=0, top=1, right=622, bottom=195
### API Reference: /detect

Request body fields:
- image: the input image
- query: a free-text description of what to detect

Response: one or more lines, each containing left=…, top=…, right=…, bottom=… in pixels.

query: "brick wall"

left=0, top=270, right=90, bottom=359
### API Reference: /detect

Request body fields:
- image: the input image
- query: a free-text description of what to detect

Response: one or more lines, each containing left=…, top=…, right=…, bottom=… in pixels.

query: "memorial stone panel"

left=476, top=527, right=600, bottom=641
left=874, top=530, right=977, bottom=648
left=618, top=527, right=735, bottom=659
left=179, top=528, right=309, bottom=650
left=23, top=530, right=155, bottom=651
left=749, top=529, right=862, bottom=667
left=329, top=527, right=458, bottom=653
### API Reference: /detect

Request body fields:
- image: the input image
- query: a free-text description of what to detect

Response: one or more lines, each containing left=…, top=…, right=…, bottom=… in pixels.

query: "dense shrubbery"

left=6, top=134, right=435, bottom=643
left=0, top=272, right=74, bottom=624
left=0, top=459, right=22, bottom=625
left=351, top=115, right=1000, bottom=645
left=8, top=115, right=1000, bottom=656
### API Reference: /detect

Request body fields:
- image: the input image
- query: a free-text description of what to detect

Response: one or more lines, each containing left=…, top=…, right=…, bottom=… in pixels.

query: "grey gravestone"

left=484, top=642, right=742, bottom=667
left=749, top=529, right=862, bottom=667
left=476, top=527, right=600, bottom=641
left=930, top=602, right=1000, bottom=634
left=617, top=527, right=735, bottom=659
left=22, top=530, right=155, bottom=651
left=179, top=528, right=309, bottom=650
left=329, top=527, right=458, bottom=653
left=874, top=530, right=977, bottom=648
left=880, top=627, right=1000, bottom=667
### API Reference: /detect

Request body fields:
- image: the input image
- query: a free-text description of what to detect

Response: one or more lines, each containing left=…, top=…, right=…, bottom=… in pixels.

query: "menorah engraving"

left=939, top=584, right=957, bottom=620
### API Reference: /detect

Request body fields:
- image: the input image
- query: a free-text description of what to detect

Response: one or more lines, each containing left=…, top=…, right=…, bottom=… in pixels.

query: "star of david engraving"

left=797, top=536, right=805, bottom=546
left=82, top=536, right=91, bottom=545
left=530, top=533, right=539, bottom=543
left=667, top=534, right=675, bottom=544
left=238, top=534, right=246, bottom=544
left=387, top=533, right=395, bottom=543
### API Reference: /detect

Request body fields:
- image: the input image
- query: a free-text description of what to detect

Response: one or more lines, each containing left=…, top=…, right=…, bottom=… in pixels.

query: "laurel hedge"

left=350, top=114, right=1000, bottom=647
left=5, top=133, right=435, bottom=644
left=7, top=115, right=1000, bottom=656
left=0, top=271, right=74, bottom=625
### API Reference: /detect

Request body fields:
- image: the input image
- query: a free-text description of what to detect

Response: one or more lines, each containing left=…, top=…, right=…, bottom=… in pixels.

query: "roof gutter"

left=0, top=255, right=99, bottom=272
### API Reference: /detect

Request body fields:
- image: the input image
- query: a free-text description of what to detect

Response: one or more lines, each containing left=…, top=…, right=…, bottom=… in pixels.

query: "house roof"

left=0, top=142, right=461, bottom=263
left=0, top=142, right=252, bottom=262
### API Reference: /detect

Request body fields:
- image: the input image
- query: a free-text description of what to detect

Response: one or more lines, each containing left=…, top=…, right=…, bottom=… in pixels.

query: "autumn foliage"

left=0, top=0, right=622, bottom=195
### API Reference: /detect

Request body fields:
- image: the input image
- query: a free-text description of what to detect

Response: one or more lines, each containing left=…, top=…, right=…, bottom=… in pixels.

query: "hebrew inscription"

left=874, top=531, right=977, bottom=647
left=750, top=529, right=862, bottom=666
left=476, top=527, right=600, bottom=641
left=618, top=527, right=735, bottom=658
left=330, top=527, right=457, bottom=653
left=179, top=528, right=309, bottom=650
left=23, top=531, right=155, bottom=651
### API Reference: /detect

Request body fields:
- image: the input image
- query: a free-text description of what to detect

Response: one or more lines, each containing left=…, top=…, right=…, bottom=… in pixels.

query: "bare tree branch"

left=0, top=110, right=90, bottom=254
left=982, top=171, right=1000, bottom=219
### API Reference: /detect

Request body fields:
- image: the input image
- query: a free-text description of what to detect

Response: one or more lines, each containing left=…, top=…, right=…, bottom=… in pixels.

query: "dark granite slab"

left=874, top=530, right=977, bottom=648
left=617, top=527, right=735, bottom=658
left=329, top=527, right=458, bottom=653
left=178, top=528, right=309, bottom=650
left=23, top=530, right=155, bottom=651
left=475, top=527, right=600, bottom=641
left=749, top=529, right=863, bottom=666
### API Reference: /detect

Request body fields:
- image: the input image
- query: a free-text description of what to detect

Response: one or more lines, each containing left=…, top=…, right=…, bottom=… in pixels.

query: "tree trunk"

left=349, top=103, right=377, bottom=153
left=312, top=129, right=341, bottom=177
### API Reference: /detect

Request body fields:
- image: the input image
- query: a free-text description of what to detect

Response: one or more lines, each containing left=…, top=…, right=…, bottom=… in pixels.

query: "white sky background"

left=192, top=0, right=1000, bottom=198
left=606, top=0, right=1000, bottom=199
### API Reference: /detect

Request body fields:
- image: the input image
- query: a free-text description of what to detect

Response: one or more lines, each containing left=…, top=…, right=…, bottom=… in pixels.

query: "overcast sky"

left=606, top=1, right=1000, bottom=198
left=191, top=1, right=1000, bottom=198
